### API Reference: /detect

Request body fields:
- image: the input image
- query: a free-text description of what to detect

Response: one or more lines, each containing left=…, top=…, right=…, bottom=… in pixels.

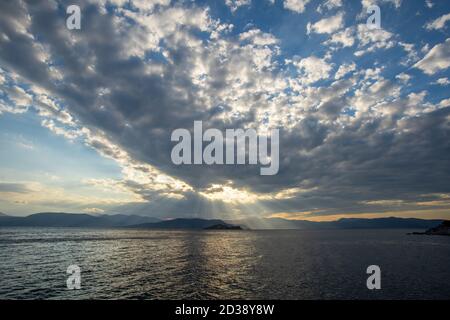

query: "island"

left=204, top=223, right=243, bottom=230
left=408, top=220, right=450, bottom=236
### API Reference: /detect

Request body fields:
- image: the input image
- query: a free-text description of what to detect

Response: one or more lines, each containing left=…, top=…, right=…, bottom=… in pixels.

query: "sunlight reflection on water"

left=0, top=228, right=450, bottom=299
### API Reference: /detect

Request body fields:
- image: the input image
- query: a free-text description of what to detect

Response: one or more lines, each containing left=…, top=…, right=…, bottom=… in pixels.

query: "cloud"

left=0, top=84, right=32, bottom=114
left=354, top=24, right=396, bottom=56
left=293, top=56, right=333, bottom=84
left=239, top=29, right=279, bottom=46
left=283, top=0, right=310, bottom=13
left=414, top=38, right=450, bottom=74
left=425, top=12, right=450, bottom=30
left=225, top=0, right=251, bottom=13
left=361, top=0, right=402, bottom=10
left=41, top=119, right=82, bottom=140
left=326, top=27, right=355, bottom=48
left=317, top=0, right=343, bottom=13
left=434, top=77, right=450, bottom=86
left=128, top=0, right=171, bottom=12
left=0, top=182, right=31, bottom=193
left=335, top=62, right=356, bottom=80
left=439, top=98, right=450, bottom=108
left=307, top=12, right=344, bottom=35
left=395, top=72, right=412, bottom=84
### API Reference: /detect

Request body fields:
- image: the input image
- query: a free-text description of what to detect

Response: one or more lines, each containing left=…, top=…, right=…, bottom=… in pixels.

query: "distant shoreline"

left=0, top=212, right=447, bottom=231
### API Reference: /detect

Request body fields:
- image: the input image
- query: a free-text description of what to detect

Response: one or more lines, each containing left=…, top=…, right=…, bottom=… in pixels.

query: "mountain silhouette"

left=0, top=212, right=160, bottom=227
left=0, top=213, right=443, bottom=230
left=226, top=217, right=443, bottom=230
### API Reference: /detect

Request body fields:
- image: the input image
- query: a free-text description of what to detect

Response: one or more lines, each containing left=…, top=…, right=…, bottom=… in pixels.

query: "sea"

left=0, top=228, right=449, bottom=299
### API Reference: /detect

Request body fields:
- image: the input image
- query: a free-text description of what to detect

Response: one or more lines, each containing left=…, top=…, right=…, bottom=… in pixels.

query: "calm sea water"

left=0, top=228, right=449, bottom=299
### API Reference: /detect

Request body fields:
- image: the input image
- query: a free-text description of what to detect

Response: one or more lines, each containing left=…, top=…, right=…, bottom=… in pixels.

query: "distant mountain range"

left=0, top=212, right=444, bottom=230
left=0, top=212, right=160, bottom=228
left=226, top=217, right=444, bottom=230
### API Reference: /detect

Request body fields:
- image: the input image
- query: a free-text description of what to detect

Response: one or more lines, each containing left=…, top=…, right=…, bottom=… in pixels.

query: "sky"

left=0, top=0, right=450, bottom=221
